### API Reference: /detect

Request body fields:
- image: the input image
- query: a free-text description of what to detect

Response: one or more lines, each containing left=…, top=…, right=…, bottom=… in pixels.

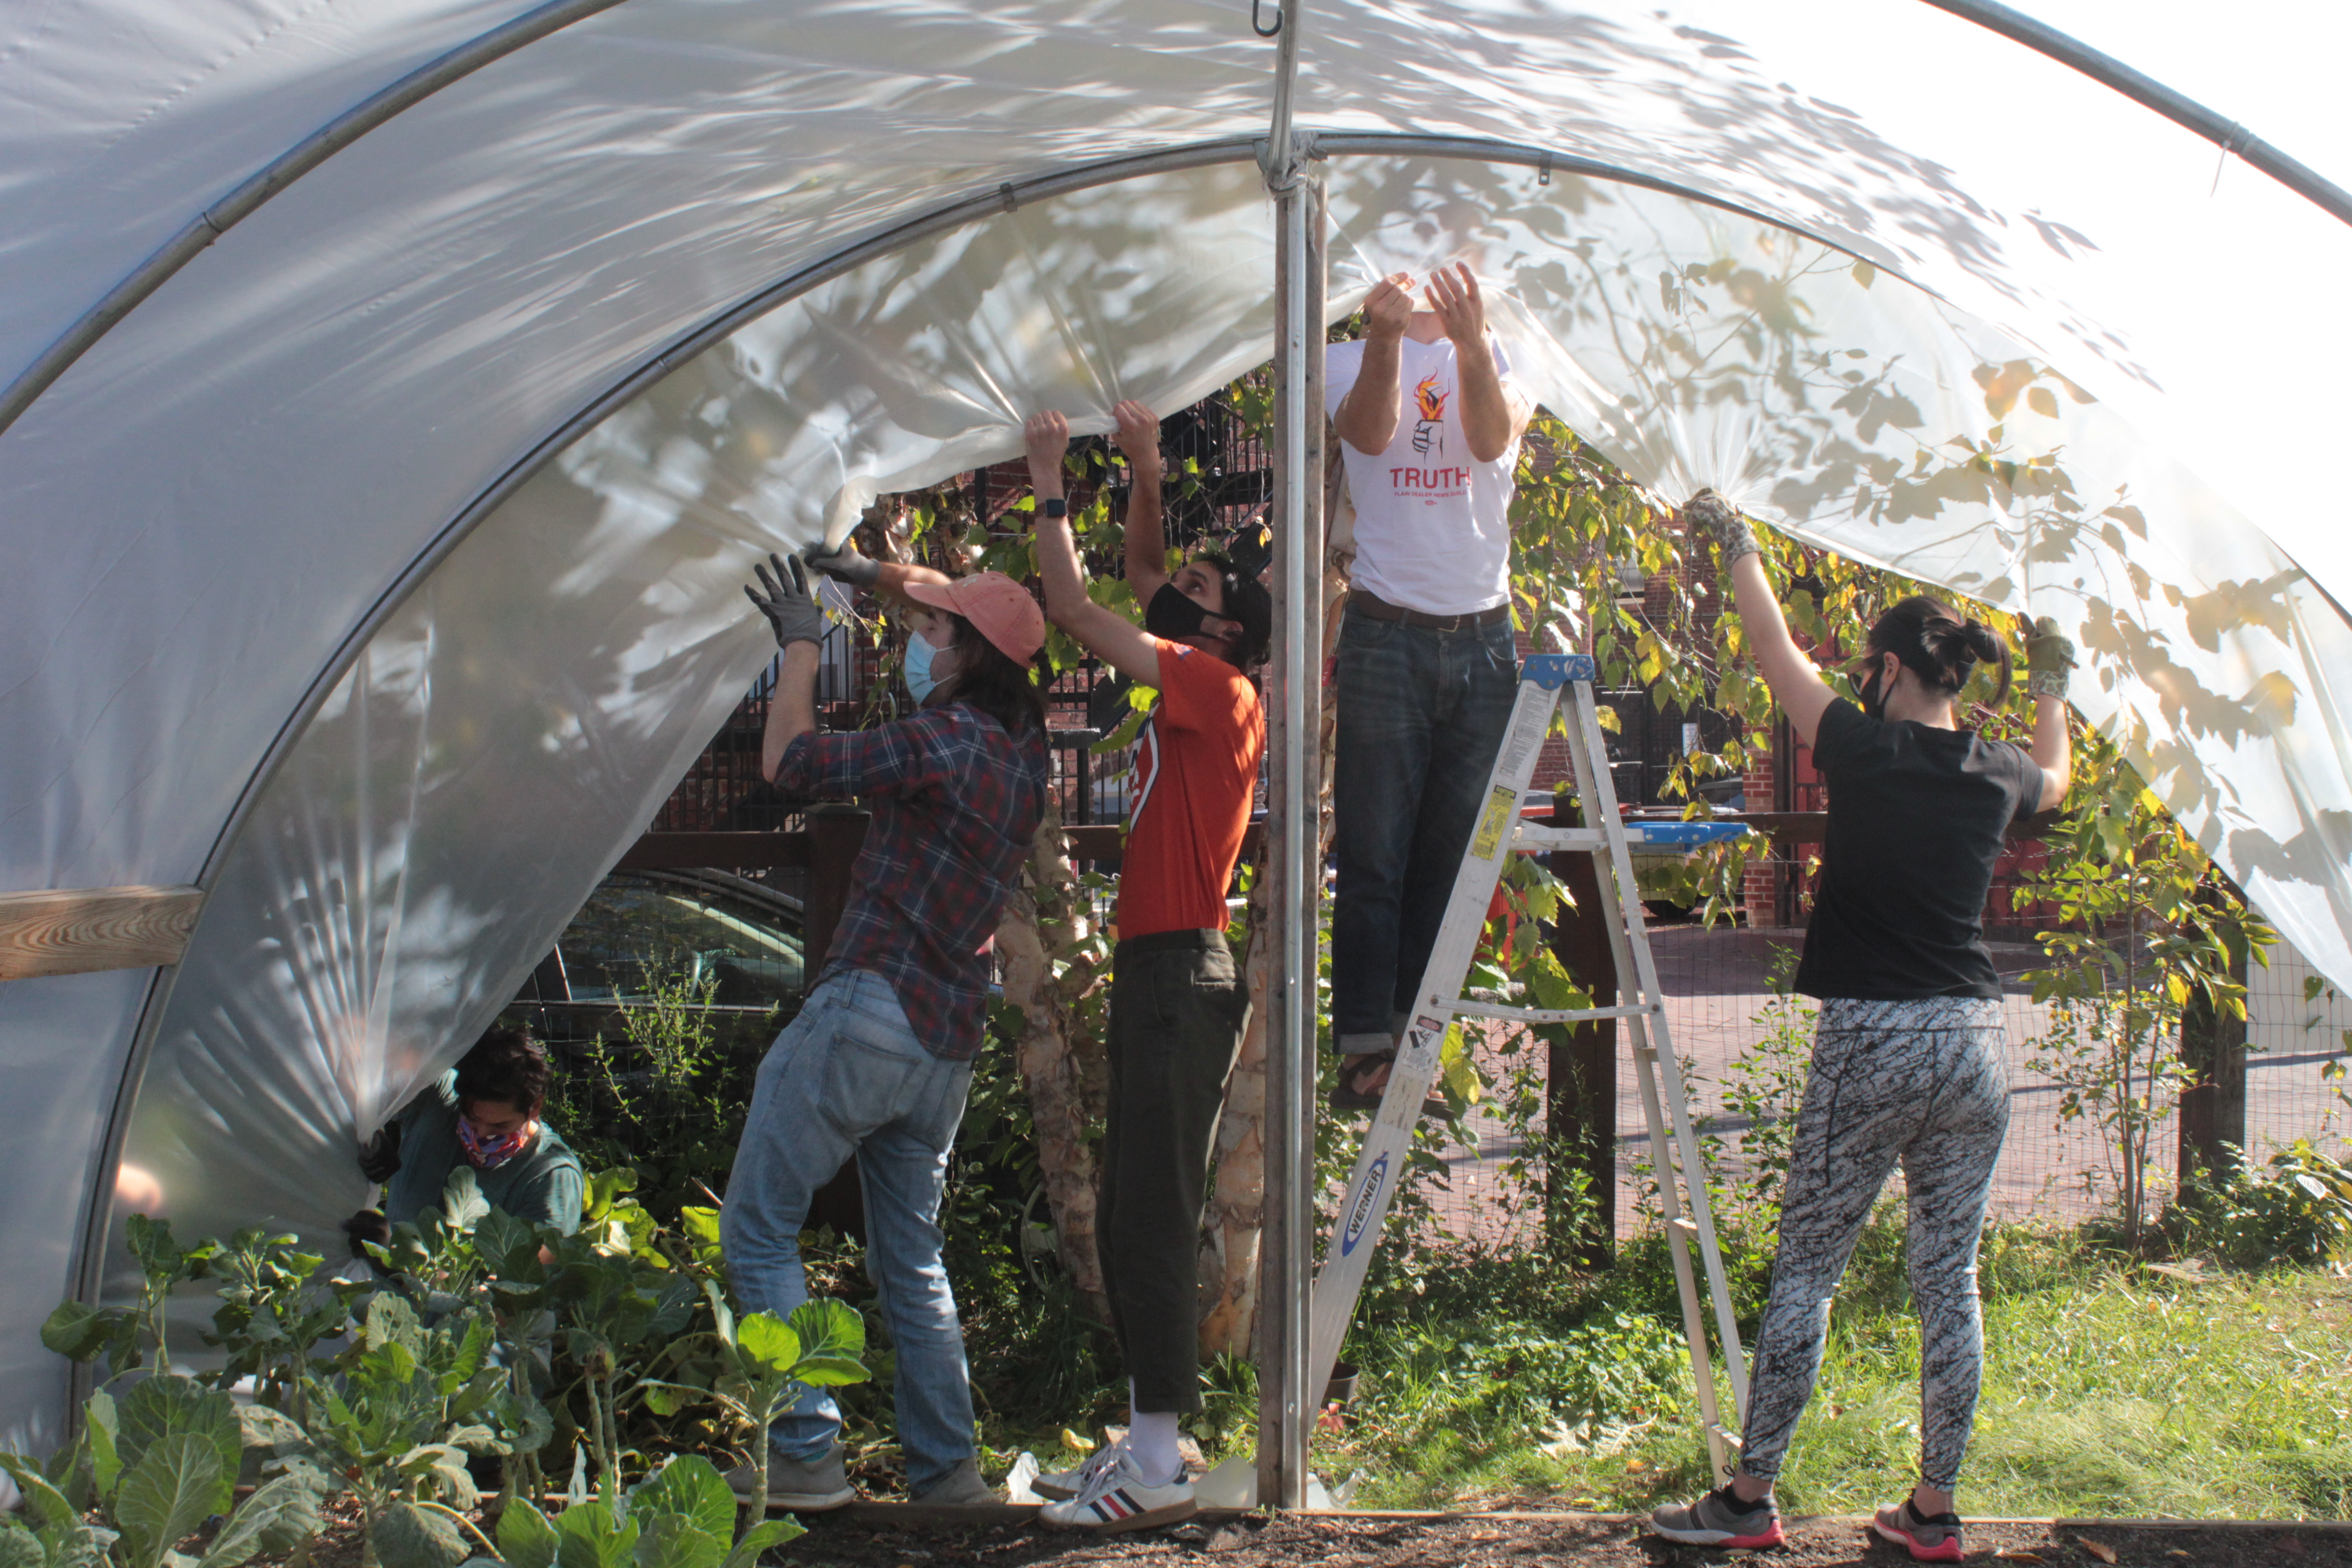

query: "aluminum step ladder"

left=1306, top=652, right=1752, bottom=1478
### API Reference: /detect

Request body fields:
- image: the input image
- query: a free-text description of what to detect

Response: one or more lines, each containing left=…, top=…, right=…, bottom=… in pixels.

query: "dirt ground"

left=780, top=1507, right=2352, bottom=1568
left=250, top=1498, right=2352, bottom=1568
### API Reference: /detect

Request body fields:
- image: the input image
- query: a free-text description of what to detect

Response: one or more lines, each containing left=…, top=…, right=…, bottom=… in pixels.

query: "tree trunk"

left=996, top=799, right=1113, bottom=1323
left=1197, top=455, right=1352, bottom=1360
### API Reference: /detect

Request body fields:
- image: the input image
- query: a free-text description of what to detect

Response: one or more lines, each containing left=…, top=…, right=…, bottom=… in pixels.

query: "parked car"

left=500, top=867, right=805, bottom=1055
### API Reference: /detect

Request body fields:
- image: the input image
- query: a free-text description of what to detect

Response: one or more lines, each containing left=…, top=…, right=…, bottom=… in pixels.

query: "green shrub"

left=2169, top=1140, right=2352, bottom=1266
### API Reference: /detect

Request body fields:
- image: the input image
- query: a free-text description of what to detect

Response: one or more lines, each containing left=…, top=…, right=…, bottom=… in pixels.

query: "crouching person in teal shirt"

left=345, top=1027, right=585, bottom=1251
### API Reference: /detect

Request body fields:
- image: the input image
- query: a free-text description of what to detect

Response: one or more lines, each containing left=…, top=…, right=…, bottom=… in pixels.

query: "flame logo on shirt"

left=1411, top=372, right=1447, bottom=455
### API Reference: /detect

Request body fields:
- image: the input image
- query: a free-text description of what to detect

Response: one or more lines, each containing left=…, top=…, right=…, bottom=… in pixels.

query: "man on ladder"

left=1323, top=261, right=1534, bottom=1114
left=1305, top=652, right=1754, bottom=1503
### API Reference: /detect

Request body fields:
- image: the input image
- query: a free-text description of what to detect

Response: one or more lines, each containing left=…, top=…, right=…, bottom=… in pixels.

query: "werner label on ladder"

left=1308, top=652, right=1755, bottom=1479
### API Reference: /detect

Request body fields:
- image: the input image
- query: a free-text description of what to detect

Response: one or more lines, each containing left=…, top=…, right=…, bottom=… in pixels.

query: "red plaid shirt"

left=774, top=702, right=1049, bottom=1061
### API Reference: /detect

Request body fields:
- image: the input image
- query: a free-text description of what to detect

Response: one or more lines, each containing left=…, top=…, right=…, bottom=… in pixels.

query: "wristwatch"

left=1043, top=497, right=1067, bottom=518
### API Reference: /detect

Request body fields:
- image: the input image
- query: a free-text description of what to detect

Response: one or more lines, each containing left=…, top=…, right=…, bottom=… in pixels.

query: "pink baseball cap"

left=902, top=571, right=1046, bottom=664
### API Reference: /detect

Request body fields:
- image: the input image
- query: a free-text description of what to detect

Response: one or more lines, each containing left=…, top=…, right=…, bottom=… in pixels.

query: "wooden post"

left=802, top=804, right=871, bottom=985
left=1546, top=787, right=1618, bottom=1263
left=2179, top=906, right=2250, bottom=1184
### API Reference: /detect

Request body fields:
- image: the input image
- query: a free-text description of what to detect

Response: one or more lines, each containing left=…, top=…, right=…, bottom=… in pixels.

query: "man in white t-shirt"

left=1323, top=262, right=1534, bottom=1112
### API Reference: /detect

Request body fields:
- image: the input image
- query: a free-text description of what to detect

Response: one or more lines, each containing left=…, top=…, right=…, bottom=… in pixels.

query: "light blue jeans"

left=719, top=968, right=977, bottom=1493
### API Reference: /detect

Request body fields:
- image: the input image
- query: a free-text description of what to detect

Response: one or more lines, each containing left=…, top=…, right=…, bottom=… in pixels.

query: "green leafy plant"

left=256, top=1291, right=523, bottom=1568
left=0, top=1376, right=324, bottom=1568
left=2169, top=1139, right=2352, bottom=1267
left=2021, top=727, right=2277, bottom=1249
left=548, top=970, right=767, bottom=1225
left=201, top=1229, right=368, bottom=1425
left=41, top=1216, right=218, bottom=1380
left=498, top=1451, right=782, bottom=1568
left=680, top=1293, right=867, bottom=1528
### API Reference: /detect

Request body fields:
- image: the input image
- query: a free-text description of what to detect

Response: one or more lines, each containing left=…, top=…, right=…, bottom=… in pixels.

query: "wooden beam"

left=0, top=886, right=205, bottom=981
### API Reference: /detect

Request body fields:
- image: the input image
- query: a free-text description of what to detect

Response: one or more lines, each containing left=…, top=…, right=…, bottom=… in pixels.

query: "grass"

left=1315, top=1217, right=2352, bottom=1520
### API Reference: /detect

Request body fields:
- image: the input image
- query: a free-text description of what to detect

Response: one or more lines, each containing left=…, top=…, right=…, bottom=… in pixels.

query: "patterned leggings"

left=1736, top=996, right=2010, bottom=1492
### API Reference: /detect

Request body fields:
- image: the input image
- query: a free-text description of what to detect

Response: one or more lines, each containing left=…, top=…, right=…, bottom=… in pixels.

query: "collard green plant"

left=41, top=1217, right=219, bottom=1381
left=0, top=1376, right=325, bottom=1568
left=201, top=1229, right=368, bottom=1424
left=498, top=1454, right=789, bottom=1568
left=680, top=1292, right=867, bottom=1529
left=270, top=1291, right=520, bottom=1568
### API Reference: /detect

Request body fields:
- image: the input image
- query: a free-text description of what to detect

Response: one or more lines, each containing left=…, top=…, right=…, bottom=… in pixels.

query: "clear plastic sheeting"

left=116, top=165, right=1292, bottom=1324
left=0, top=968, right=153, bottom=1455
left=1323, top=160, right=2352, bottom=995
left=7, top=0, right=2352, bottom=1441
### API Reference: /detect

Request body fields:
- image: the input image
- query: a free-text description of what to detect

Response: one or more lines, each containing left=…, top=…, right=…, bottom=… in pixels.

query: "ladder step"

left=1509, top=824, right=1605, bottom=852
left=1445, top=998, right=1658, bottom=1025
left=1668, top=1217, right=1700, bottom=1235
left=1706, top=1425, right=1743, bottom=1450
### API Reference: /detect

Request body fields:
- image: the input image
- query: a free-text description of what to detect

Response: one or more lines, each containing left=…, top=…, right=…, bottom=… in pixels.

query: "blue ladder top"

left=1519, top=653, right=1597, bottom=688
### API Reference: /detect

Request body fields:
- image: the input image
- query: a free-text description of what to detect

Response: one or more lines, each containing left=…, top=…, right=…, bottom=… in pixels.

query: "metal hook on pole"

left=1250, top=0, right=1283, bottom=38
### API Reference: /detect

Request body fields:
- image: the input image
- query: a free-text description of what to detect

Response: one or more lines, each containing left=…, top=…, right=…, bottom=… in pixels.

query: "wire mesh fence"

left=1417, top=916, right=2352, bottom=1257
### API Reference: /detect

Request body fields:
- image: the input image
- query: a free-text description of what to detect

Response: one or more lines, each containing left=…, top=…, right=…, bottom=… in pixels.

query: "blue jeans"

left=1331, top=606, right=1519, bottom=1052
left=719, top=969, right=977, bottom=1493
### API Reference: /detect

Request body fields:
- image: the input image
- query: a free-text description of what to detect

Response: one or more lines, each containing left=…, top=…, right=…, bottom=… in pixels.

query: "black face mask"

left=1145, top=582, right=1218, bottom=642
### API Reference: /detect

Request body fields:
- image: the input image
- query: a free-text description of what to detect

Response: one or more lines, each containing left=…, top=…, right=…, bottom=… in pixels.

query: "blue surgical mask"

left=905, top=629, right=942, bottom=705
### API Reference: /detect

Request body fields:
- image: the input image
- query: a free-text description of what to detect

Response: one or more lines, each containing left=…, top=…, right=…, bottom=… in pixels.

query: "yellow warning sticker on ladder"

left=1470, top=785, right=1517, bottom=859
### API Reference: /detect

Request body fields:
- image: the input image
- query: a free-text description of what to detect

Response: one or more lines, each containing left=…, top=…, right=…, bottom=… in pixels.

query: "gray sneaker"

left=723, top=1445, right=855, bottom=1512
left=908, top=1456, right=996, bottom=1507
left=1871, top=1499, right=1965, bottom=1563
left=1650, top=1484, right=1783, bottom=1549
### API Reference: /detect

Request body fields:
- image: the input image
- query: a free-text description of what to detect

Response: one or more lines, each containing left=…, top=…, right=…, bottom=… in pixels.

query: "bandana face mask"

left=460, top=1115, right=535, bottom=1170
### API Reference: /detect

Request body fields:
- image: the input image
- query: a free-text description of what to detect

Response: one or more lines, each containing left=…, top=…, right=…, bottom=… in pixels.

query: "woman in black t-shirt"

left=1652, top=494, right=2074, bottom=1564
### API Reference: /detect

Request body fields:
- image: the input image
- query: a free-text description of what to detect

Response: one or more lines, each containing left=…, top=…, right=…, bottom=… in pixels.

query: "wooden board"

left=0, top=885, right=205, bottom=981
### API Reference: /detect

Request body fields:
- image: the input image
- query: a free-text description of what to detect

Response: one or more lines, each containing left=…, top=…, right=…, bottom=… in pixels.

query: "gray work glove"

left=802, top=535, right=882, bottom=588
left=745, top=552, right=826, bottom=648
left=1683, top=489, right=1759, bottom=565
left=2024, top=615, right=2077, bottom=699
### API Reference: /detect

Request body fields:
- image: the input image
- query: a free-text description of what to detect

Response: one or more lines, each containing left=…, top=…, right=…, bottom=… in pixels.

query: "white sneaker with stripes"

left=1037, top=1445, right=1196, bottom=1532
left=1030, top=1438, right=1126, bottom=1502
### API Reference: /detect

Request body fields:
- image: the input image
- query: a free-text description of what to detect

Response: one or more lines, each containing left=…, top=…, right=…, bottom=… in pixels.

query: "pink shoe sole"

left=1870, top=1515, right=1964, bottom=1562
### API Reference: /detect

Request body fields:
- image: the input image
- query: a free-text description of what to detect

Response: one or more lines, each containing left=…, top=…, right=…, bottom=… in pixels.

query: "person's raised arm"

left=744, top=553, right=826, bottom=782
left=1024, top=408, right=1166, bottom=688
left=1114, top=398, right=1172, bottom=607
left=1685, top=493, right=1838, bottom=747
left=1332, top=273, right=1413, bottom=456
left=1425, top=263, right=1532, bottom=464
left=802, top=529, right=952, bottom=603
left=2024, top=618, right=2076, bottom=813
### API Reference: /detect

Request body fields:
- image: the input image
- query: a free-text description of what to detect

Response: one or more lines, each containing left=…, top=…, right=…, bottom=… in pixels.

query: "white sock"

left=1127, top=1386, right=1184, bottom=1487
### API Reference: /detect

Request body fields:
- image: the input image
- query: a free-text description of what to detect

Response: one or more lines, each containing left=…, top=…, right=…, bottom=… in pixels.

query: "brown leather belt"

left=1347, top=588, right=1510, bottom=633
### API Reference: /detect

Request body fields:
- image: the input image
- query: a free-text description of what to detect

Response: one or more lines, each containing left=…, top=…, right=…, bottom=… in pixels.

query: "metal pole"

left=1255, top=0, right=1320, bottom=1513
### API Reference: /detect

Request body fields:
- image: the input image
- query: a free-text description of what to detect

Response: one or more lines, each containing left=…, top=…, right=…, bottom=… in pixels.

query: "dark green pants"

left=1097, top=928, right=1248, bottom=1413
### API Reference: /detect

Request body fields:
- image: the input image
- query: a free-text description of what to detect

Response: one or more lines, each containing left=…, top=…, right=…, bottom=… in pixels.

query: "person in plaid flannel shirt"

left=720, top=547, right=1049, bottom=1513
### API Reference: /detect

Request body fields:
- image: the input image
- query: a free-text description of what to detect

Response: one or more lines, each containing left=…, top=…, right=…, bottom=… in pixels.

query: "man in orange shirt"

left=1020, top=401, right=1268, bottom=1532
